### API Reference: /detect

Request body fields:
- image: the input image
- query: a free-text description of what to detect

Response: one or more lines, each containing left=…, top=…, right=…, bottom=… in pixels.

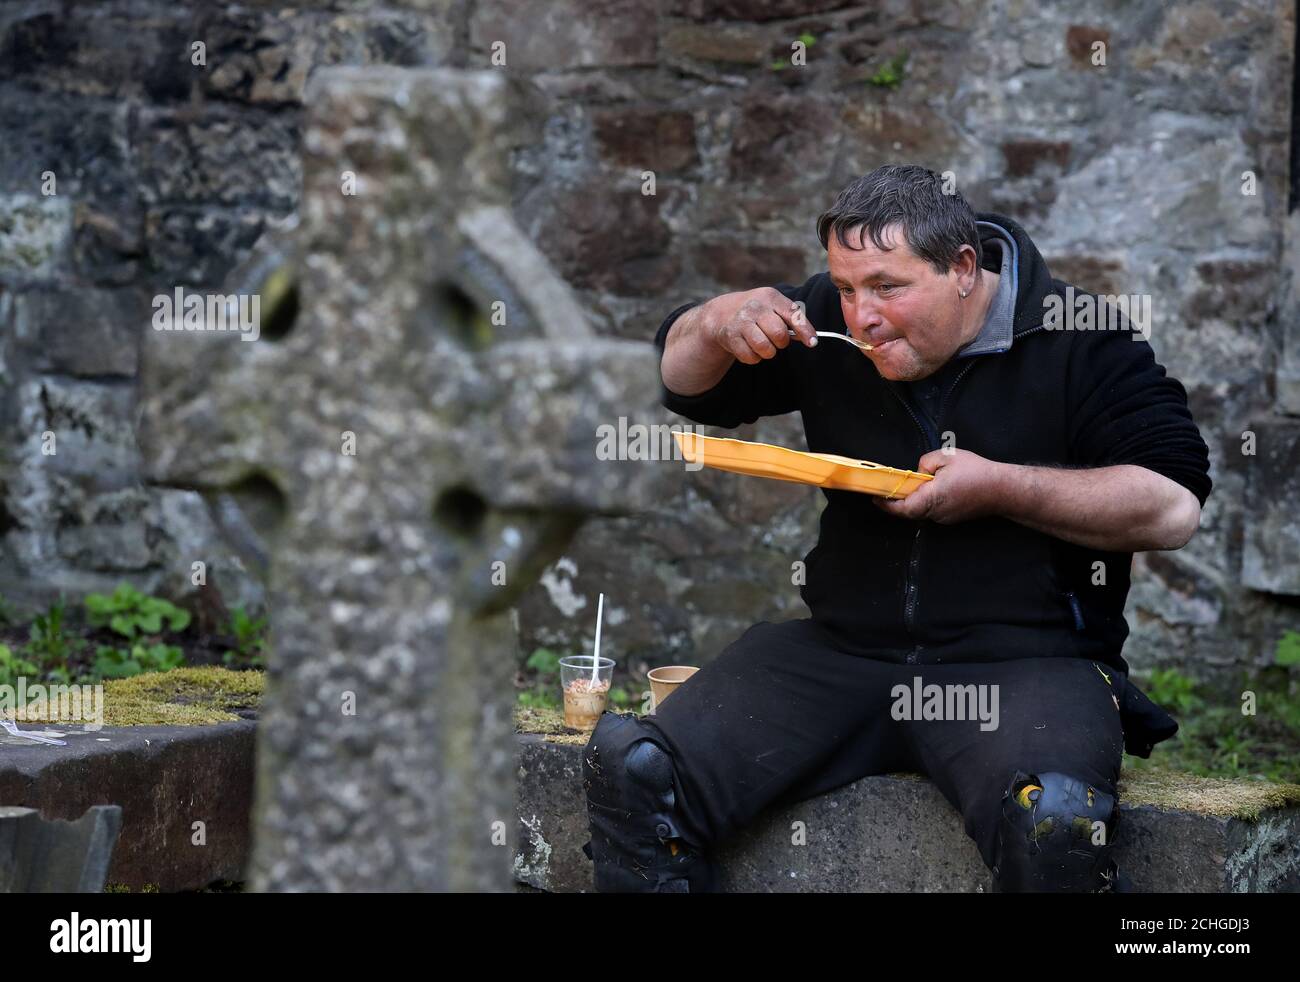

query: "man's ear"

left=951, top=243, right=980, bottom=284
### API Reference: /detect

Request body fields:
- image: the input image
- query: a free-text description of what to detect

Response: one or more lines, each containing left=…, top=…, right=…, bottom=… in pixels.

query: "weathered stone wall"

left=503, top=0, right=1300, bottom=685
left=0, top=0, right=462, bottom=622
left=1, top=1, right=1297, bottom=682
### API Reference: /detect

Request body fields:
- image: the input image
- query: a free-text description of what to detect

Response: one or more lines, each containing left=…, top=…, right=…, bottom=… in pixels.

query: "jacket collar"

left=974, top=211, right=1055, bottom=338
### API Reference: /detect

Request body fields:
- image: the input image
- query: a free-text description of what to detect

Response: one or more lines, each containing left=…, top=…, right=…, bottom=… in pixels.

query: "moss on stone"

left=1119, top=768, right=1300, bottom=820
left=514, top=705, right=593, bottom=746
left=16, top=667, right=264, bottom=726
left=511, top=706, right=1300, bottom=819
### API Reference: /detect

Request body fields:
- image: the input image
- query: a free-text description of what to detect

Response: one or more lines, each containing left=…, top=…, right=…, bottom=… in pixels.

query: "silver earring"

left=959, top=289, right=969, bottom=299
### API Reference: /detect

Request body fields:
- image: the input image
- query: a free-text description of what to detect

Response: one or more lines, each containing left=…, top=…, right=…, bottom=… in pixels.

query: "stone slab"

left=0, top=804, right=121, bottom=893
left=515, top=735, right=1300, bottom=893
left=0, top=721, right=255, bottom=892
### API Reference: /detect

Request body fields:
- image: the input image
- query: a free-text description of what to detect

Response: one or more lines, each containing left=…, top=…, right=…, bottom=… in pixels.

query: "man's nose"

left=845, top=295, right=884, bottom=334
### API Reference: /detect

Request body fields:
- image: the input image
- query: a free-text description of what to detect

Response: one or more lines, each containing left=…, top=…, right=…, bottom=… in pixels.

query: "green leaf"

left=525, top=648, right=562, bottom=675
left=95, top=648, right=139, bottom=678
left=1275, top=630, right=1300, bottom=667
left=867, top=50, right=910, bottom=89
left=156, top=646, right=184, bottom=670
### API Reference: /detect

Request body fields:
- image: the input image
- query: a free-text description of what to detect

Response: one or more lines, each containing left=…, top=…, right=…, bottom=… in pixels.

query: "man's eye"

left=838, top=287, right=853, bottom=296
left=877, top=284, right=896, bottom=294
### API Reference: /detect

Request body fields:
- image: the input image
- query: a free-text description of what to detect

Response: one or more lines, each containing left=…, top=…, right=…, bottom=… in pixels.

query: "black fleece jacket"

left=654, top=212, right=1213, bottom=686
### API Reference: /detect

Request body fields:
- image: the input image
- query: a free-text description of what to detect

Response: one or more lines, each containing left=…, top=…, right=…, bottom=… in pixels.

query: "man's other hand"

left=874, top=449, right=1006, bottom=524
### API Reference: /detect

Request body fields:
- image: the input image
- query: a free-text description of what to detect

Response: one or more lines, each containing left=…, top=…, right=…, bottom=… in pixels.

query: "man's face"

left=827, top=223, right=965, bottom=382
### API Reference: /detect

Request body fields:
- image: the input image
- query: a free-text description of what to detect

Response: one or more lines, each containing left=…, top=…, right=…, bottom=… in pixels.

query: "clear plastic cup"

left=559, top=656, right=614, bottom=730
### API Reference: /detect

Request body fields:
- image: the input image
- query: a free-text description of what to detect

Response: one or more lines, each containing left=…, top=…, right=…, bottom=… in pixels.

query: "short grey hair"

left=816, top=165, right=982, bottom=277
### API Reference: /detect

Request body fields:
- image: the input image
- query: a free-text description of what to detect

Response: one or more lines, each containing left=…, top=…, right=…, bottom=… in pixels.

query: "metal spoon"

left=788, top=329, right=873, bottom=352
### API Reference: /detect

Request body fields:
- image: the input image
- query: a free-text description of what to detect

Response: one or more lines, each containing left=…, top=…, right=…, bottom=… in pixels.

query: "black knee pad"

left=992, top=770, right=1122, bottom=893
left=581, top=712, right=715, bottom=893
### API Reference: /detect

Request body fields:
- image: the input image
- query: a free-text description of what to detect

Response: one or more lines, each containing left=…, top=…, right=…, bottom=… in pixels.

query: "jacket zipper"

left=1065, top=590, right=1086, bottom=631
left=884, top=387, right=929, bottom=663
left=886, top=324, right=1049, bottom=664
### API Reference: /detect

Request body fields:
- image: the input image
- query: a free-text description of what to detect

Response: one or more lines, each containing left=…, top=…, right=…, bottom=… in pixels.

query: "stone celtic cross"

left=139, top=67, right=665, bottom=891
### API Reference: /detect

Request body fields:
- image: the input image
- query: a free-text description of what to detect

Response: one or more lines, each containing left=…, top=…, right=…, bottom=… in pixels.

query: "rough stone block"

left=0, top=804, right=122, bottom=893
left=0, top=194, right=71, bottom=285
left=143, top=206, right=275, bottom=287
left=667, top=0, right=854, bottom=21
left=1242, top=417, right=1300, bottom=595
left=515, top=733, right=1300, bottom=892
left=133, top=105, right=301, bottom=211
left=691, top=240, right=808, bottom=290
left=0, top=722, right=255, bottom=892
left=4, top=286, right=142, bottom=378
left=470, top=0, right=657, bottom=72
left=0, top=91, right=132, bottom=205
left=592, top=108, right=698, bottom=171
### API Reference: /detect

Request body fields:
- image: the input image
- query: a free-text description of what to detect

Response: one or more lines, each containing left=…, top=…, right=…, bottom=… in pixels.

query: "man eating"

left=582, top=164, right=1212, bottom=893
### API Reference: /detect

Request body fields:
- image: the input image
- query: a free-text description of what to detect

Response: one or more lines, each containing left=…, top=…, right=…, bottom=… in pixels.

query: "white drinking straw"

left=590, top=592, right=605, bottom=684
left=1, top=718, right=66, bottom=746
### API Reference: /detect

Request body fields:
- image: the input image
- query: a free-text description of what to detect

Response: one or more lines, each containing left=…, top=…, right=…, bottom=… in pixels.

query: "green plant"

left=85, top=583, right=190, bottom=640
left=771, top=32, right=816, bottom=70
left=1145, top=667, right=1202, bottom=715
left=525, top=647, right=562, bottom=676
left=867, top=50, right=909, bottom=88
left=223, top=607, right=268, bottom=668
left=517, top=689, right=560, bottom=710
left=1275, top=629, right=1300, bottom=668
left=518, top=647, right=568, bottom=709
left=1259, top=684, right=1300, bottom=731
left=609, top=686, right=632, bottom=708
left=24, top=598, right=80, bottom=670
left=94, top=643, right=185, bottom=680
left=0, top=644, right=39, bottom=687
left=0, top=593, right=18, bottom=627
left=1124, top=662, right=1300, bottom=782
left=1211, top=731, right=1256, bottom=772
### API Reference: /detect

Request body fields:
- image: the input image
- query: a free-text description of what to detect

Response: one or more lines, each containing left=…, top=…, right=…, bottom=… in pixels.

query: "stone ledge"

left=514, top=731, right=1300, bottom=893
left=0, top=721, right=255, bottom=891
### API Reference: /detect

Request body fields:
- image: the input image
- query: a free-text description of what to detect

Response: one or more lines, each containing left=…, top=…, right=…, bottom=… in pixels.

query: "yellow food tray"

left=672, top=431, right=933, bottom=498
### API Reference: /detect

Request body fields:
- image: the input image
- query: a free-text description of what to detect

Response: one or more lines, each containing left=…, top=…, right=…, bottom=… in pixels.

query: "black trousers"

left=632, top=618, right=1126, bottom=877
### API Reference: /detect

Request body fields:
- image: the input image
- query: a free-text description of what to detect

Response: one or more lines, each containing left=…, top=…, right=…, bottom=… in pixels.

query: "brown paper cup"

left=647, top=665, right=699, bottom=713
